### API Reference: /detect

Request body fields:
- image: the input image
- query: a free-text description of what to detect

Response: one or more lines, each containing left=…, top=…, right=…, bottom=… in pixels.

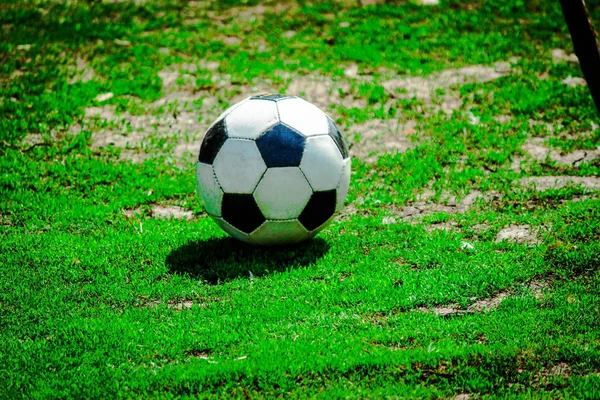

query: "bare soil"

left=521, top=176, right=600, bottom=191
left=495, top=225, right=540, bottom=245
left=58, top=60, right=520, bottom=164
left=523, top=137, right=600, bottom=166
left=124, top=205, right=194, bottom=221
left=419, top=277, right=551, bottom=317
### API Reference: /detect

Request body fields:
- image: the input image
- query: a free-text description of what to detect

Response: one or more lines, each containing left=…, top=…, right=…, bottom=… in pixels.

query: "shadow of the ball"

left=166, top=237, right=330, bottom=285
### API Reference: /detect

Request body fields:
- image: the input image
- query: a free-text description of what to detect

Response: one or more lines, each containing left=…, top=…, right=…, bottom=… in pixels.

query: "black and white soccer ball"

left=196, top=94, right=351, bottom=245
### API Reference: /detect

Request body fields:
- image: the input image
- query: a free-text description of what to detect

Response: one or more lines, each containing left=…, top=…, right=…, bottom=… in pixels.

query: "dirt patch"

left=396, top=190, right=501, bottom=220
left=533, top=362, right=572, bottom=386
left=383, top=63, right=509, bottom=95
left=522, top=138, right=600, bottom=166
left=52, top=60, right=519, bottom=164
left=124, top=205, right=194, bottom=220
left=452, top=394, right=472, bottom=400
left=286, top=74, right=365, bottom=112
left=417, top=292, right=509, bottom=317
left=568, top=194, right=596, bottom=203
left=510, top=156, right=523, bottom=173
left=186, top=2, right=296, bottom=29
left=382, top=61, right=514, bottom=115
left=213, top=2, right=295, bottom=23
left=526, top=277, right=552, bottom=300
left=418, top=275, right=553, bottom=317
left=68, top=57, right=95, bottom=84
left=495, top=225, right=540, bottom=245
left=86, top=104, right=205, bottom=160
left=152, top=205, right=194, bottom=220
left=80, top=71, right=362, bottom=163
left=418, top=290, right=510, bottom=317
left=95, top=92, right=114, bottom=102
left=545, top=362, right=572, bottom=377
left=84, top=97, right=219, bottom=162
left=422, top=305, right=465, bottom=317
left=552, top=48, right=578, bottom=64
left=424, top=221, right=458, bottom=233
left=520, top=176, right=600, bottom=191
left=381, top=216, right=398, bottom=225
left=0, top=214, right=11, bottom=226
left=143, top=297, right=224, bottom=310
left=471, top=223, right=491, bottom=232
left=358, top=0, right=385, bottom=5
left=184, top=349, right=213, bottom=360
left=339, top=61, right=516, bottom=160
left=469, top=291, right=510, bottom=312
left=157, top=71, right=195, bottom=87
left=494, top=115, right=513, bottom=123
left=154, top=299, right=194, bottom=310
left=562, top=76, right=587, bottom=87
left=78, top=66, right=276, bottom=163
left=347, top=118, right=417, bottom=162
left=340, top=190, right=501, bottom=222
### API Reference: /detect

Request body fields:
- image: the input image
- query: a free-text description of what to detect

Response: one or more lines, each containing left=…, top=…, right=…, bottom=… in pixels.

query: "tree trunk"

left=559, top=0, right=600, bottom=114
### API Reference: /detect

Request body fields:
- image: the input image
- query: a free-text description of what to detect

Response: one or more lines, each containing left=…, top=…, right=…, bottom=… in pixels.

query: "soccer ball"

left=196, top=94, right=351, bottom=245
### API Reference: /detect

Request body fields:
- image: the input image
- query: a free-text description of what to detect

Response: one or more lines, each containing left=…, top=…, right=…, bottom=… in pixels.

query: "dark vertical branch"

left=559, top=0, right=600, bottom=113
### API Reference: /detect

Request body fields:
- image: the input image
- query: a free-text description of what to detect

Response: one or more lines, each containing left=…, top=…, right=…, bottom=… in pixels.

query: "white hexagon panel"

left=277, top=97, right=329, bottom=136
left=336, top=158, right=351, bottom=212
left=250, top=220, right=309, bottom=245
left=254, top=167, right=312, bottom=219
left=212, top=216, right=253, bottom=244
left=213, top=139, right=267, bottom=194
left=225, top=99, right=279, bottom=139
left=213, top=96, right=250, bottom=124
left=300, top=135, right=344, bottom=191
left=196, top=162, right=223, bottom=217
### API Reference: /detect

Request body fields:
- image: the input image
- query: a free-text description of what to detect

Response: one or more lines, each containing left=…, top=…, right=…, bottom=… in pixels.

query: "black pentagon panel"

left=327, top=117, right=349, bottom=159
left=198, top=119, right=228, bottom=164
left=298, top=190, right=337, bottom=231
left=256, top=123, right=306, bottom=167
left=250, top=93, right=295, bottom=102
left=222, top=193, right=266, bottom=234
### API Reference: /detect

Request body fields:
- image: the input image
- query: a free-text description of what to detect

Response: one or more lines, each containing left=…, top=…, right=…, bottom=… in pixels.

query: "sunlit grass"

left=1, top=0, right=599, bottom=397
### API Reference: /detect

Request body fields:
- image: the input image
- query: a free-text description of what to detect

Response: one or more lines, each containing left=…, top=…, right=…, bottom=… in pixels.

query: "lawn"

left=1, top=0, right=600, bottom=398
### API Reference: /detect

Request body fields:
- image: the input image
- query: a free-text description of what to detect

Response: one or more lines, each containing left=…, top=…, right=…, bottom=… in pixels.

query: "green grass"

left=1, top=0, right=600, bottom=398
